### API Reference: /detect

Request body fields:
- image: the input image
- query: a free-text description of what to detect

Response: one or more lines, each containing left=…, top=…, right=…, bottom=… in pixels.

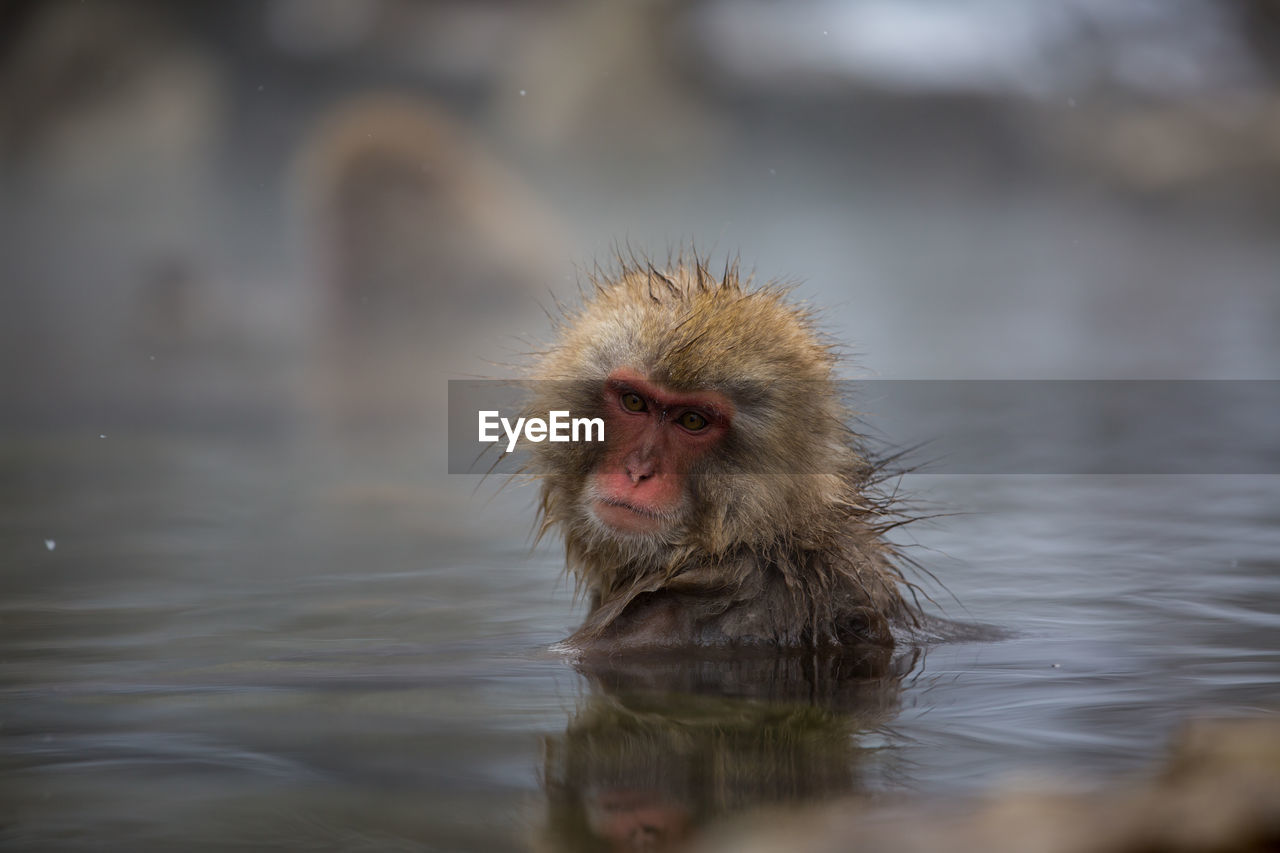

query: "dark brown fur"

left=529, top=254, right=925, bottom=652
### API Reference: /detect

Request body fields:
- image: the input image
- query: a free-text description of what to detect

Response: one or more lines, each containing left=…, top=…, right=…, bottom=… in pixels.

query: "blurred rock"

left=264, top=0, right=536, bottom=85
left=493, top=0, right=720, bottom=156
left=0, top=0, right=226, bottom=201
left=693, top=716, right=1280, bottom=853
left=1053, top=96, right=1280, bottom=194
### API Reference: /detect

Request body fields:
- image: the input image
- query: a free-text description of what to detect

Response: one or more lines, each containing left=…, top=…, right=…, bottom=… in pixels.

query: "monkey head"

left=528, top=258, right=870, bottom=589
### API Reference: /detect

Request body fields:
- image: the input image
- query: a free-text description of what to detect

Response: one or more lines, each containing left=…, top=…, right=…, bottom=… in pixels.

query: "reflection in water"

left=539, top=647, right=915, bottom=851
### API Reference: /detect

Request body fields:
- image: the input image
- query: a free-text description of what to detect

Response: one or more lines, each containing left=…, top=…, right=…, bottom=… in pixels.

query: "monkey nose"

left=625, top=455, right=656, bottom=484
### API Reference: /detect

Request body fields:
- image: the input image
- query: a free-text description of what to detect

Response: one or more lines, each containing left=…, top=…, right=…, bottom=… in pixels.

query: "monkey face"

left=586, top=369, right=734, bottom=536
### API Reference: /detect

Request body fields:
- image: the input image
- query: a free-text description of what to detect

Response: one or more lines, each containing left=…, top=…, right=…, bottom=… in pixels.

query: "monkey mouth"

left=595, top=497, right=665, bottom=520
left=590, top=495, right=677, bottom=534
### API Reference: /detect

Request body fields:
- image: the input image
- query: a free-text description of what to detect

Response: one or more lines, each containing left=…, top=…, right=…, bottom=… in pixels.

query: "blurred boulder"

left=0, top=0, right=226, bottom=200
left=695, top=716, right=1280, bottom=853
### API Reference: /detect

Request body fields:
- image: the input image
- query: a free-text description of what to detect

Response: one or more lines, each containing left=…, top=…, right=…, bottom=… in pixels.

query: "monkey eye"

left=677, top=411, right=709, bottom=431
left=620, top=391, right=647, bottom=412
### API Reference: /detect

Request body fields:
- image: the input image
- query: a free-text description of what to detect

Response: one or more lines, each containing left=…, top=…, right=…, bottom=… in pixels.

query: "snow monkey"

left=528, top=254, right=946, bottom=654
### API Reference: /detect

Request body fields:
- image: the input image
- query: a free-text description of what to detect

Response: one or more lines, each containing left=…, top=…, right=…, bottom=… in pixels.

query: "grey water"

left=3, top=418, right=1277, bottom=851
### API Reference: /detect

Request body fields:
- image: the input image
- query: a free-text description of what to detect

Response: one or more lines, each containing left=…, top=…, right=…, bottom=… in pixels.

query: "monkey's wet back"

left=2, top=433, right=1278, bottom=850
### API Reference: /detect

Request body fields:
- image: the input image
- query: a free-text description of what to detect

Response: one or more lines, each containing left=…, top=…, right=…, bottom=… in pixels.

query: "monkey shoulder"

left=577, top=546, right=905, bottom=651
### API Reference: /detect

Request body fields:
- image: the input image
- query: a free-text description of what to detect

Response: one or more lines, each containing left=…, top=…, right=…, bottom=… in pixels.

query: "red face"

left=590, top=369, right=733, bottom=535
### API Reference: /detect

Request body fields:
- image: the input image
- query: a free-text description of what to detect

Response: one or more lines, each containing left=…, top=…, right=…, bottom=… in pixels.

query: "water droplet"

left=44, top=539, right=56, bottom=551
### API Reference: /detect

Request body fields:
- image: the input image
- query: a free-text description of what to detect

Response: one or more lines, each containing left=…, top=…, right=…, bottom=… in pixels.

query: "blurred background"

left=4, top=0, right=1280, bottom=407
left=2, top=2, right=1279, bottom=851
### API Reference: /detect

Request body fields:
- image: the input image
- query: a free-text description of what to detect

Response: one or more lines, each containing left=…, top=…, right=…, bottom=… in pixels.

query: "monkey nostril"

left=625, top=457, right=656, bottom=484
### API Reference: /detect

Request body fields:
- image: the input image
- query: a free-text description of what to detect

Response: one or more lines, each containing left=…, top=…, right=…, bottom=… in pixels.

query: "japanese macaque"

left=293, top=94, right=564, bottom=430
left=296, top=94, right=561, bottom=345
left=529, top=255, right=933, bottom=653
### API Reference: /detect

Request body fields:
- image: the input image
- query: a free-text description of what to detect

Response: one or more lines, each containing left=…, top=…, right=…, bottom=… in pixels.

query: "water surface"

left=3, top=426, right=1277, bottom=851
